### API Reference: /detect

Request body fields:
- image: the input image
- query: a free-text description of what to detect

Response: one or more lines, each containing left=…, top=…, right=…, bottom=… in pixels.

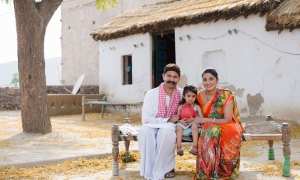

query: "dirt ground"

left=0, top=111, right=299, bottom=180
left=0, top=111, right=140, bottom=167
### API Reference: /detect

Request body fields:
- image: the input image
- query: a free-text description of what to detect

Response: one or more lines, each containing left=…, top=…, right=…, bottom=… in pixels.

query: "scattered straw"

left=247, top=160, right=300, bottom=177
left=0, top=155, right=114, bottom=179
left=0, top=140, right=11, bottom=148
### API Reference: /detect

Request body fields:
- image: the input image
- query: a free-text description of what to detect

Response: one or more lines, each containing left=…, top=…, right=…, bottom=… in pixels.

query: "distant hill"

left=0, top=57, right=61, bottom=87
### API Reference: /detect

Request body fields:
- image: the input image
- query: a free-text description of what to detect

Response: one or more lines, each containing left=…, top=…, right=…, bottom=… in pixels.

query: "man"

left=138, top=64, right=182, bottom=180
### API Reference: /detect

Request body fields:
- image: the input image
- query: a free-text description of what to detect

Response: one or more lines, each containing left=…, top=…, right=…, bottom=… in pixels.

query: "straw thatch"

left=266, top=0, right=300, bottom=31
left=91, top=0, right=282, bottom=41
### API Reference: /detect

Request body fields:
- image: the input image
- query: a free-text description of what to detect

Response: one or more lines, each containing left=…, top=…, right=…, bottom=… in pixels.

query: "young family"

left=138, top=64, right=244, bottom=180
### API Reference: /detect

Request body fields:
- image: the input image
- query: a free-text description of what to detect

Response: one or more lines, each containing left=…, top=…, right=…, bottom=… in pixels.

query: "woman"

left=194, top=69, right=244, bottom=180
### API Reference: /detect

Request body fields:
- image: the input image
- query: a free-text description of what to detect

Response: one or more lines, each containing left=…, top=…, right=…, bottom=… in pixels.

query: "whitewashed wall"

left=98, top=34, right=152, bottom=103
left=61, top=0, right=160, bottom=85
left=175, top=15, right=300, bottom=121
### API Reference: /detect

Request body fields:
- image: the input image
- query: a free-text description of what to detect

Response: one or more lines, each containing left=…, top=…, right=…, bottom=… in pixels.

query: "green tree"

left=2, top=0, right=117, bottom=134
left=10, top=72, right=19, bottom=88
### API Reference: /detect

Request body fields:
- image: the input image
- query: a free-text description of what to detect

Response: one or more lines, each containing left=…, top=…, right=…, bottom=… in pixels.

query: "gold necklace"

left=205, top=90, right=211, bottom=103
left=205, top=89, right=217, bottom=103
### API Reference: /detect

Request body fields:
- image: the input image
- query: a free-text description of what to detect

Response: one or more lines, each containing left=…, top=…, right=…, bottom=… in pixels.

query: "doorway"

left=152, top=31, right=176, bottom=87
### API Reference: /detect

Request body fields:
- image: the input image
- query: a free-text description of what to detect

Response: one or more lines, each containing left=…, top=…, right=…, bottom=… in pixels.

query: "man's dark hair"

left=163, top=63, right=180, bottom=77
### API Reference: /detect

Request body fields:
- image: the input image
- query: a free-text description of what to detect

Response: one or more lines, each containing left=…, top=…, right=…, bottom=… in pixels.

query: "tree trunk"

left=13, top=0, right=62, bottom=134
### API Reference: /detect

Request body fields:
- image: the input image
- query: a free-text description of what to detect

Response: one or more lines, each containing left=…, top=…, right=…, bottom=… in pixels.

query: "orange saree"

left=195, top=89, right=243, bottom=180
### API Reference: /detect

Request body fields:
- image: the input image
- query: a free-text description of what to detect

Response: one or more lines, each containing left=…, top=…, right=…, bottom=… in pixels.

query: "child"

left=176, top=85, right=201, bottom=156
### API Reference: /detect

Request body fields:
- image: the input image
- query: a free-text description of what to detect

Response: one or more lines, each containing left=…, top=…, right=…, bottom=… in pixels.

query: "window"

left=122, top=55, right=132, bottom=85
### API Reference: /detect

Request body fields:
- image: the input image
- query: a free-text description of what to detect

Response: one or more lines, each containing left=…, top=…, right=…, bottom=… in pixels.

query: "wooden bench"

left=81, top=95, right=142, bottom=121
left=81, top=95, right=108, bottom=120
left=111, top=116, right=291, bottom=177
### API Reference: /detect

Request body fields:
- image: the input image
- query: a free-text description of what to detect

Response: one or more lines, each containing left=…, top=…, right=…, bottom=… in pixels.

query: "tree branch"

left=36, top=0, right=62, bottom=26
left=14, top=0, right=40, bottom=17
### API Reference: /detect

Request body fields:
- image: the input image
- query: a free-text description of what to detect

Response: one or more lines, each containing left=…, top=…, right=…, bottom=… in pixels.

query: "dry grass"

left=241, top=140, right=266, bottom=158
left=246, top=160, right=300, bottom=177
left=0, top=140, right=11, bottom=148
left=0, top=154, right=117, bottom=179
left=0, top=150, right=195, bottom=179
left=50, top=112, right=141, bottom=139
left=1, top=141, right=299, bottom=179
left=92, top=0, right=280, bottom=41
left=175, top=144, right=197, bottom=174
left=267, top=0, right=300, bottom=30
left=290, top=121, right=300, bottom=139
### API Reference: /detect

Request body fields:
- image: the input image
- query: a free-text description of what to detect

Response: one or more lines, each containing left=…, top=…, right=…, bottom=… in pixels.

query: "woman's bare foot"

left=189, top=145, right=198, bottom=155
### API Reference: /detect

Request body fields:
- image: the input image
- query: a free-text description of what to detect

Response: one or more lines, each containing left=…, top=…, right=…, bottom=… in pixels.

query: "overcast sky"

left=0, top=3, right=61, bottom=64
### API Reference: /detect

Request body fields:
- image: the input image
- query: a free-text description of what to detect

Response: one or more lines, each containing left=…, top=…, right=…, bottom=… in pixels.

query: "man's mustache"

left=166, top=81, right=176, bottom=85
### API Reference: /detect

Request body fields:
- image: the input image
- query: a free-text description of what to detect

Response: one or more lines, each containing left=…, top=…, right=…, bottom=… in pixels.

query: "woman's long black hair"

left=179, top=85, right=199, bottom=105
left=202, top=68, right=219, bottom=80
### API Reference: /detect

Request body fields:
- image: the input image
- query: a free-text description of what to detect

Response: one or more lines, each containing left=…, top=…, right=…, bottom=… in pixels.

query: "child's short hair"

left=179, top=85, right=199, bottom=105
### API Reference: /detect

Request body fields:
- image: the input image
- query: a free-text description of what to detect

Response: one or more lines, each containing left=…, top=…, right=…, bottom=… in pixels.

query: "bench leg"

left=282, top=123, right=291, bottom=177
left=112, top=125, right=120, bottom=176
left=268, top=140, right=275, bottom=160
left=81, top=96, right=85, bottom=121
left=125, top=140, right=130, bottom=153
left=101, top=104, right=104, bottom=118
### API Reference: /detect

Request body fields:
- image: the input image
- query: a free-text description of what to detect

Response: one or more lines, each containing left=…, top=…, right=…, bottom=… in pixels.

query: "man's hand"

left=168, top=115, right=179, bottom=123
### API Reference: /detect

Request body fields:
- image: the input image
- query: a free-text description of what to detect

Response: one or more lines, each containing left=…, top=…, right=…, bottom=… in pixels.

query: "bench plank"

left=243, top=133, right=282, bottom=141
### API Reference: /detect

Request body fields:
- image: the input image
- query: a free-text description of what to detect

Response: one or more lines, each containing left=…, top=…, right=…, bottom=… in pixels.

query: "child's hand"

left=186, top=118, right=194, bottom=123
left=179, top=120, right=188, bottom=126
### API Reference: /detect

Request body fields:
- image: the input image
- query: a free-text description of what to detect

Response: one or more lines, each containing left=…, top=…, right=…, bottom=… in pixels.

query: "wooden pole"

left=282, top=123, right=291, bottom=177
left=101, top=104, right=104, bottom=118
left=268, top=140, right=275, bottom=160
left=125, top=140, right=130, bottom=153
left=81, top=96, right=85, bottom=121
left=112, top=125, right=120, bottom=176
left=265, top=115, right=275, bottom=160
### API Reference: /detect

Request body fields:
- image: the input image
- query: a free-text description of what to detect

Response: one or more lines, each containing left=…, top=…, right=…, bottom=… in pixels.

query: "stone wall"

left=47, top=94, right=103, bottom=116
left=0, top=87, right=20, bottom=110
left=0, top=86, right=99, bottom=110
left=46, top=85, right=99, bottom=94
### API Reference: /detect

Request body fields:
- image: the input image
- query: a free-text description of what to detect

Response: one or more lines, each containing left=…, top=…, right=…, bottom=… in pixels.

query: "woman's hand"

left=195, top=117, right=210, bottom=124
left=194, top=117, right=202, bottom=124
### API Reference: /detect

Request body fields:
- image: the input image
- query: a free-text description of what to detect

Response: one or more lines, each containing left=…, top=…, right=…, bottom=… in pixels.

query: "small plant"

left=10, top=72, right=19, bottom=88
left=120, top=151, right=137, bottom=163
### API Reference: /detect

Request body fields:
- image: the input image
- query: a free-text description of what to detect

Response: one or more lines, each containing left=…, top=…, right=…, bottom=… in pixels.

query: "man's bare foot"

left=165, top=169, right=175, bottom=178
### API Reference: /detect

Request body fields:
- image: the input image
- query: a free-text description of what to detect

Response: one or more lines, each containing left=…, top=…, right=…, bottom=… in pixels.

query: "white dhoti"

left=138, top=123, right=176, bottom=180
left=139, top=86, right=182, bottom=180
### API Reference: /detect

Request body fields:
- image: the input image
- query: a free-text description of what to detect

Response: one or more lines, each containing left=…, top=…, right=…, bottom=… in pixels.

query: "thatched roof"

left=266, top=0, right=300, bottom=31
left=92, top=0, right=282, bottom=41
